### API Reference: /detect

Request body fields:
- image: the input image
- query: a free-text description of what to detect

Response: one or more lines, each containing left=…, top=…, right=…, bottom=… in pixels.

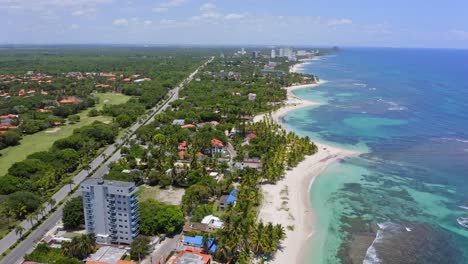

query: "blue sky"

left=1, top=0, right=468, bottom=48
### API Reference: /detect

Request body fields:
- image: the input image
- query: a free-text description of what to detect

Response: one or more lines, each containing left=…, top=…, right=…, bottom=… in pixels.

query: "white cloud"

left=70, top=24, right=80, bottom=30
left=160, top=19, right=176, bottom=25
left=0, top=0, right=111, bottom=13
left=160, top=0, right=187, bottom=8
left=224, top=13, right=244, bottom=20
left=192, top=12, right=222, bottom=21
left=200, top=3, right=215, bottom=11
left=113, top=18, right=129, bottom=27
left=144, top=20, right=153, bottom=26
left=153, top=0, right=187, bottom=13
left=328, top=18, right=353, bottom=26
left=153, top=7, right=168, bottom=13
left=451, top=29, right=468, bottom=40
left=71, top=7, right=97, bottom=17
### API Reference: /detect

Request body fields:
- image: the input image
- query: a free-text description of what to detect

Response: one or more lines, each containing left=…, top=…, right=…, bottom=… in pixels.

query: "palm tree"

left=64, top=178, right=74, bottom=193
left=27, top=214, right=35, bottom=227
left=17, top=205, right=28, bottom=219
left=38, top=204, right=46, bottom=218
left=47, top=198, right=56, bottom=209
left=15, top=225, right=25, bottom=237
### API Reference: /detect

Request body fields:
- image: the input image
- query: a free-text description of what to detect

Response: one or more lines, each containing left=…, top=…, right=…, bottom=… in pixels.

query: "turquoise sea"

left=285, top=48, right=468, bottom=263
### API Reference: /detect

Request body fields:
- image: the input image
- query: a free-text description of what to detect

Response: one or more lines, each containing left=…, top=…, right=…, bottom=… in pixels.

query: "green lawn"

left=94, top=93, right=132, bottom=111
left=0, top=93, right=131, bottom=176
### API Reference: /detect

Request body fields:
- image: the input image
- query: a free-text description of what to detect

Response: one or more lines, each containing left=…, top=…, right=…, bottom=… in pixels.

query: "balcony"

left=131, top=214, right=139, bottom=221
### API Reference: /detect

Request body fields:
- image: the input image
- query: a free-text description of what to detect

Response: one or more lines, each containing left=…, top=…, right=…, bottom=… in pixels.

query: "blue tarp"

left=183, top=235, right=203, bottom=247
left=227, top=189, right=238, bottom=204
left=183, top=236, right=217, bottom=253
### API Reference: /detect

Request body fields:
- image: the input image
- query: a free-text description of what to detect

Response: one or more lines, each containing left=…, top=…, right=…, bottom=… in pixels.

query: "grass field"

left=0, top=93, right=131, bottom=176
left=94, top=93, right=132, bottom=111
left=139, top=185, right=185, bottom=206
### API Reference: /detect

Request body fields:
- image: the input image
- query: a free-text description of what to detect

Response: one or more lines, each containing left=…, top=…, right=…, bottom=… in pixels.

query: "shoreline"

left=255, top=81, right=358, bottom=264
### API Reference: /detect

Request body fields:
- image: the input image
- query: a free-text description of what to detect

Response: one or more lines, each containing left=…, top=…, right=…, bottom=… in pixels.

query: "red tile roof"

left=211, top=139, right=224, bottom=147
left=181, top=124, right=196, bottom=129
left=172, top=248, right=211, bottom=264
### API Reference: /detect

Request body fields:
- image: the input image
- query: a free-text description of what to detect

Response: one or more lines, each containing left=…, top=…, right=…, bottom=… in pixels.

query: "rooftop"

left=173, top=249, right=211, bottom=264
left=82, top=179, right=135, bottom=188
left=85, top=246, right=127, bottom=264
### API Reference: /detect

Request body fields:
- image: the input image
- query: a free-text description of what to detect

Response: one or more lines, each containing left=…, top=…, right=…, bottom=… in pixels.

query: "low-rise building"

left=218, top=189, right=237, bottom=211
left=172, top=248, right=211, bottom=264
left=201, top=215, right=224, bottom=229
left=85, top=246, right=128, bottom=264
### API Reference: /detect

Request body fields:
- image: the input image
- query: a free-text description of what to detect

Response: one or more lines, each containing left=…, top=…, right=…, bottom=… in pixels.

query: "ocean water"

left=285, top=48, right=468, bottom=264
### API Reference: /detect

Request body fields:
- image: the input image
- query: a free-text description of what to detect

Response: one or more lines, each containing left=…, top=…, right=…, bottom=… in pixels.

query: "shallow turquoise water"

left=285, top=48, right=468, bottom=263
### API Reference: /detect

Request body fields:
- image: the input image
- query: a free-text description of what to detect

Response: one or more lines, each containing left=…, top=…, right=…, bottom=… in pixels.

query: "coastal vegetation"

left=103, top=54, right=319, bottom=262
left=24, top=233, right=96, bottom=264
left=62, top=197, right=85, bottom=230
left=0, top=48, right=208, bottom=239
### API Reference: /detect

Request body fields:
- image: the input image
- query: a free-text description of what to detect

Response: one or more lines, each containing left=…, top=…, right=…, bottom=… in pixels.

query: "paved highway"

left=0, top=57, right=213, bottom=264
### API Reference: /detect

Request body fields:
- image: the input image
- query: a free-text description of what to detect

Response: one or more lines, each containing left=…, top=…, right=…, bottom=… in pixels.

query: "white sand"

left=256, top=81, right=358, bottom=263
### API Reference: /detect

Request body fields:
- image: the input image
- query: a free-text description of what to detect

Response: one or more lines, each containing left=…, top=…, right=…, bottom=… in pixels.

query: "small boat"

left=457, top=217, right=468, bottom=229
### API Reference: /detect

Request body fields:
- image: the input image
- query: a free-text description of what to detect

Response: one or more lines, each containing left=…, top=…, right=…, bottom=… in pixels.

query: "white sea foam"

left=388, top=107, right=407, bottom=111
left=459, top=205, right=468, bottom=210
left=353, top=82, right=368, bottom=88
left=457, top=217, right=468, bottom=228
left=405, top=227, right=412, bottom=232
left=363, top=228, right=384, bottom=264
left=437, top=137, right=468, bottom=144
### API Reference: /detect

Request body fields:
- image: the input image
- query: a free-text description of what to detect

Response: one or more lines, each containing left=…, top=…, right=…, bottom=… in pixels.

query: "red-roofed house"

left=178, top=150, right=186, bottom=159
left=0, top=114, right=18, bottom=119
left=0, top=125, right=18, bottom=131
left=85, top=261, right=109, bottom=264
left=59, top=97, right=81, bottom=105
left=18, top=89, right=25, bottom=96
left=95, top=84, right=111, bottom=89
left=27, top=89, right=36, bottom=95
left=122, top=78, right=131, bottom=82
left=117, top=261, right=137, bottom=264
left=40, top=90, right=48, bottom=95
left=178, top=141, right=187, bottom=150
left=245, top=133, right=257, bottom=142
left=211, top=139, right=225, bottom=156
left=100, top=73, right=116, bottom=77
left=172, top=248, right=211, bottom=264
left=181, top=124, right=196, bottom=129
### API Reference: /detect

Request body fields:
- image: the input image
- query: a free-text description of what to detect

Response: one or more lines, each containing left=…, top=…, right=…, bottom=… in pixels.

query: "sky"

left=1, top=0, right=468, bottom=48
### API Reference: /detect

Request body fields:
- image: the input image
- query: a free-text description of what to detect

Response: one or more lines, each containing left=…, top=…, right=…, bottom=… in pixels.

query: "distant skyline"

left=1, top=0, right=468, bottom=49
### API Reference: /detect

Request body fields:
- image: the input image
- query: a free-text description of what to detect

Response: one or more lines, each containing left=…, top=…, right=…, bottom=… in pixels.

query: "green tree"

left=68, top=115, right=80, bottom=123
left=62, top=197, right=85, bottom=230
left=61, top=233, right=96, bottom=260
left=5, top=191, right=41, bottom=219
left=129, top=236, right=151, bottom=261
left=139, top=199, right=184, bottom=235
left=116, top=113, right=132, bottom=128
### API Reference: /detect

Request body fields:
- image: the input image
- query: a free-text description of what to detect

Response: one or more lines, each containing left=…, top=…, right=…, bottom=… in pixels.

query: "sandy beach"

left=256, top=81, right=358, bottom=263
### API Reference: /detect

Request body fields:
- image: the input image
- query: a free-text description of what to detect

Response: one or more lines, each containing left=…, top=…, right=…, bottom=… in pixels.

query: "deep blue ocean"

left=286, top=48, right=468, bottom=263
